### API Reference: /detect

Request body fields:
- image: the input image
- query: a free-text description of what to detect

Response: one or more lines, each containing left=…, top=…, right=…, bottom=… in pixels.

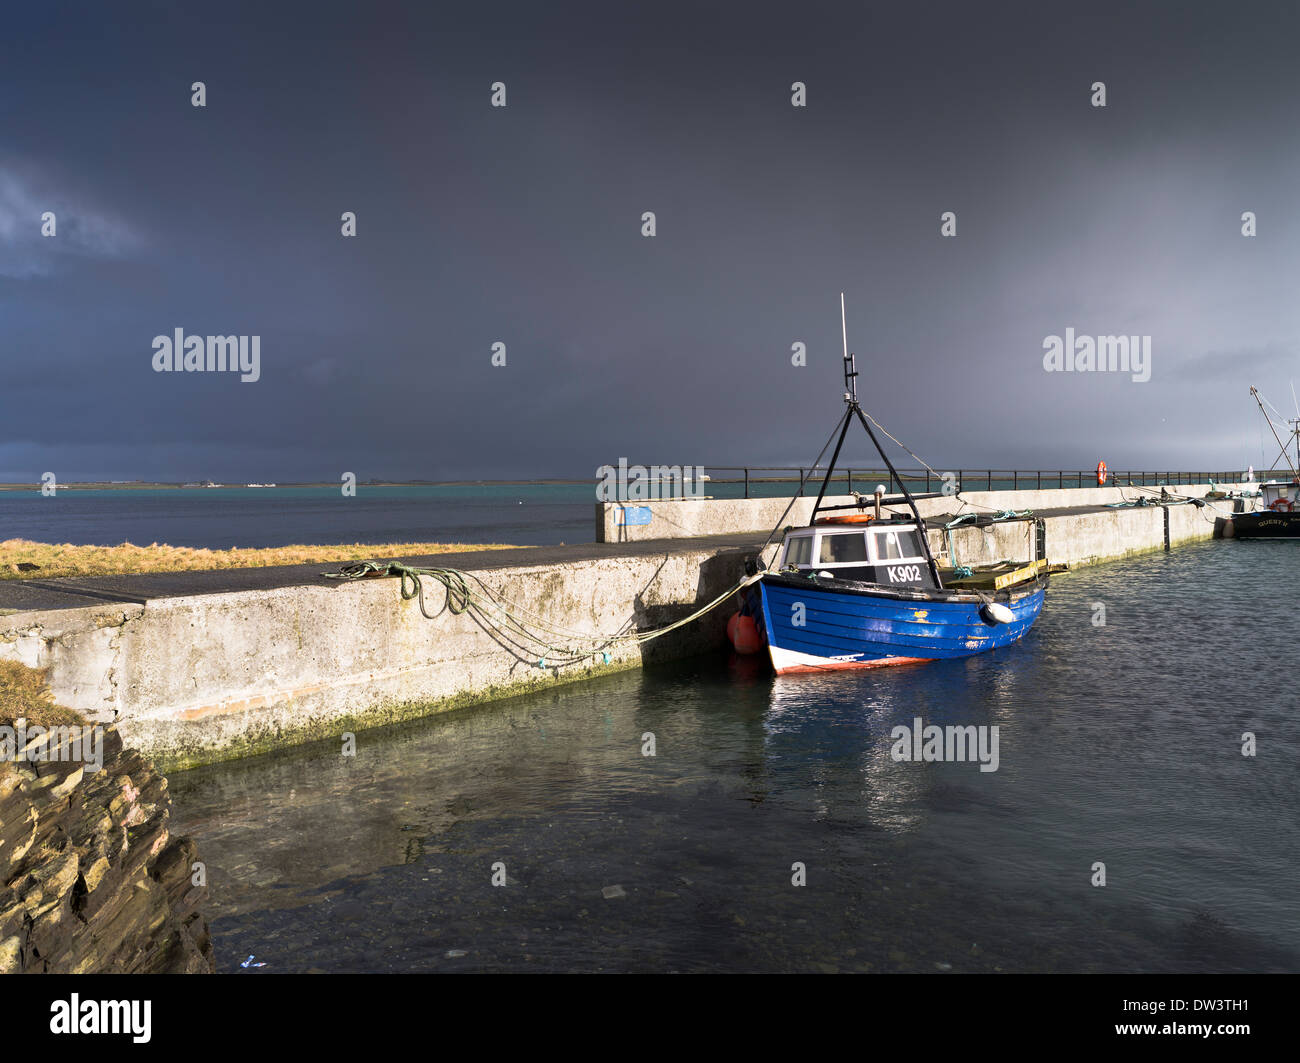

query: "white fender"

left=982, top=602, right=1014, bottom=625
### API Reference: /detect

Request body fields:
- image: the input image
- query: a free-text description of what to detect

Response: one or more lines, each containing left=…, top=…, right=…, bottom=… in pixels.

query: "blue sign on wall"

left=617, top=505, right=653, bottom=526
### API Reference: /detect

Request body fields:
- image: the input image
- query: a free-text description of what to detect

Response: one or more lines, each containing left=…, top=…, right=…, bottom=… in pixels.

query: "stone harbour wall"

left=0, top=722, right=214, bottom=973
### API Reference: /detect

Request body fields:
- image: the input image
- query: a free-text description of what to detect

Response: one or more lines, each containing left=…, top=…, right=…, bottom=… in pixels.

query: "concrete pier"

left=0, top=536, right=760, bottom=771
left=0, top=485, right=1227, bottom=770
left=599, top=483, right=1222, bottom=566
left=597, top=483, right=1218, bottom=547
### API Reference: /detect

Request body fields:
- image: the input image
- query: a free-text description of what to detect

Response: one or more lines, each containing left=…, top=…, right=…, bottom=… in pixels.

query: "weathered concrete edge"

left=2, top=596, right=647, bottom=774
left=1, top=545, right=761, bottom=773
left=153, top=653, right=643, bottom=773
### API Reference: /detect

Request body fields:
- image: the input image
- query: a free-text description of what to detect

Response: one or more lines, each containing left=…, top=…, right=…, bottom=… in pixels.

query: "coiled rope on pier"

left=323, top=560, right=761, bottom=669
left=940, top=510, right=1034, bottom=580
left=1108, top=484, right=1235, bottom=519
left=943, top=510, right=1032, bottom=528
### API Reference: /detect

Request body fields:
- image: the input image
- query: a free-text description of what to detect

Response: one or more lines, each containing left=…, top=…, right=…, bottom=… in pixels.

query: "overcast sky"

left=3, top=0, right=1300, bottom=481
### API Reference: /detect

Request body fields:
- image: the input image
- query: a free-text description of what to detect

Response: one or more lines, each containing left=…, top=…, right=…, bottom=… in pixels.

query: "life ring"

left=1268, top=498, right=1293, bottom=512
left=814, top=514, right=875, bottom=524
left=1096, top=461, right=1108, bottom=486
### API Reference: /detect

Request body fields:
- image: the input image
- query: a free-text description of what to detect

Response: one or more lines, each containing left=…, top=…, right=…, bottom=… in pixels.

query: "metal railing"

left=701, top=467, right=1245, bottom=499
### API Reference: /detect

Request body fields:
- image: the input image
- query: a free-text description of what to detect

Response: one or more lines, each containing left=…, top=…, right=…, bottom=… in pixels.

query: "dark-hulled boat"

left=735, top=298, right=1052, bottom=675
left=1225, top=387, right=1300, bottom=540
left=1226, top=478, right=1300, bottom=539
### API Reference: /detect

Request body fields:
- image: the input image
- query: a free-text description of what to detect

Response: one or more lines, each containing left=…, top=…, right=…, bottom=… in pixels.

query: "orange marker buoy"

left=731, top=615, right=763, bottom=654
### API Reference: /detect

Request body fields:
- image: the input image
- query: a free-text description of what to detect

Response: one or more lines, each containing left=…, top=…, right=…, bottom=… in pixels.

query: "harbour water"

left=170, top=538, right=1299, bottom=973
left=0, top=485, right=595, bottom=549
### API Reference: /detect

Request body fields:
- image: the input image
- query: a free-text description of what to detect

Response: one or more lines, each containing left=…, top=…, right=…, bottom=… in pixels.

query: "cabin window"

left=818, top=532, right=868, bottom=564
left=872, top=528, right=923, bottom=561
left=784, top=536, right=813, bottom=567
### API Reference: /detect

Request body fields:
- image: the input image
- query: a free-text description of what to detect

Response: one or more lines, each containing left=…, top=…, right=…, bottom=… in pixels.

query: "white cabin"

left=778, top=520, right=933, bottom=588
left=1257, top=479, right=1300, bottom=509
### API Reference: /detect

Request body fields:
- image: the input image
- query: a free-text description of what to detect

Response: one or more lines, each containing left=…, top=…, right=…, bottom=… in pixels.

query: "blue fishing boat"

left=744, top=541, right=1048, bottom=674
left=734, top=297, right=1052, bottom=674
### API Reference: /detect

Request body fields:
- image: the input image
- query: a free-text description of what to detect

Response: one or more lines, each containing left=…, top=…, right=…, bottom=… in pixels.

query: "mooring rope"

left=941, top=510, right=1035, bottom=580
left=324, top=560, right=762, bottom=668
left=943, top=510, right=1032, bottom=528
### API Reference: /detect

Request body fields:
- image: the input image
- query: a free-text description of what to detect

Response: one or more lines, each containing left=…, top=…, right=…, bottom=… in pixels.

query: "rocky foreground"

left=1, top=724, right=213, bottom=973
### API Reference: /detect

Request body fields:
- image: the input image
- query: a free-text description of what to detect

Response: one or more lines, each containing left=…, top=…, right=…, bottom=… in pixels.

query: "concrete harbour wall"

left=931, top=494, right=1219, bottom=567
left=0, top=543, right=754, bottom=772
left=597, top=484, right=1216, bottom=542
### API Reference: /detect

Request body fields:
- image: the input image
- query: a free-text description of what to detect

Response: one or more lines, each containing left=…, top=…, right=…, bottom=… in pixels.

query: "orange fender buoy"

left=726, top=611, right=740, bottom=642
left=731, top=615, right=763, bottom=654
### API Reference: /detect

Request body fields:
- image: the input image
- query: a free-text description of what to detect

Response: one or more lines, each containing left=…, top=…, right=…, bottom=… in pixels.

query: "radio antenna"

left=840, top=292, right=857, bottom=404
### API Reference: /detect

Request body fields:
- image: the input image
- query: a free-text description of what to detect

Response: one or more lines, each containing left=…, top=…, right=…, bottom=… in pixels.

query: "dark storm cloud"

left=2, top=0, right=1299, bottom=482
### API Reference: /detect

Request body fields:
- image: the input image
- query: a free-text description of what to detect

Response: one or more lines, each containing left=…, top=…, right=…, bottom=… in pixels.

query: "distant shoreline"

left=0, top=480, right=593, bottom=491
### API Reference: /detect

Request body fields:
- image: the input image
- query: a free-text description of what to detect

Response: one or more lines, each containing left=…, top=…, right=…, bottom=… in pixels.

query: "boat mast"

left=1293, top=381, right=1300, bottom=474
left=1250, top=386, right=1300, bottom=480
left=810, top=295, right=944, bottom=587
left=810, top=293, right=860, bottom=520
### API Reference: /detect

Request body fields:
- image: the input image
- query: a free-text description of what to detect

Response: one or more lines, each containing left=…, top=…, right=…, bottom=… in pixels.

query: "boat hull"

left=746, top=572, right=1047, bottom=675
left=1227, top=511, right=1300, bottom=539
